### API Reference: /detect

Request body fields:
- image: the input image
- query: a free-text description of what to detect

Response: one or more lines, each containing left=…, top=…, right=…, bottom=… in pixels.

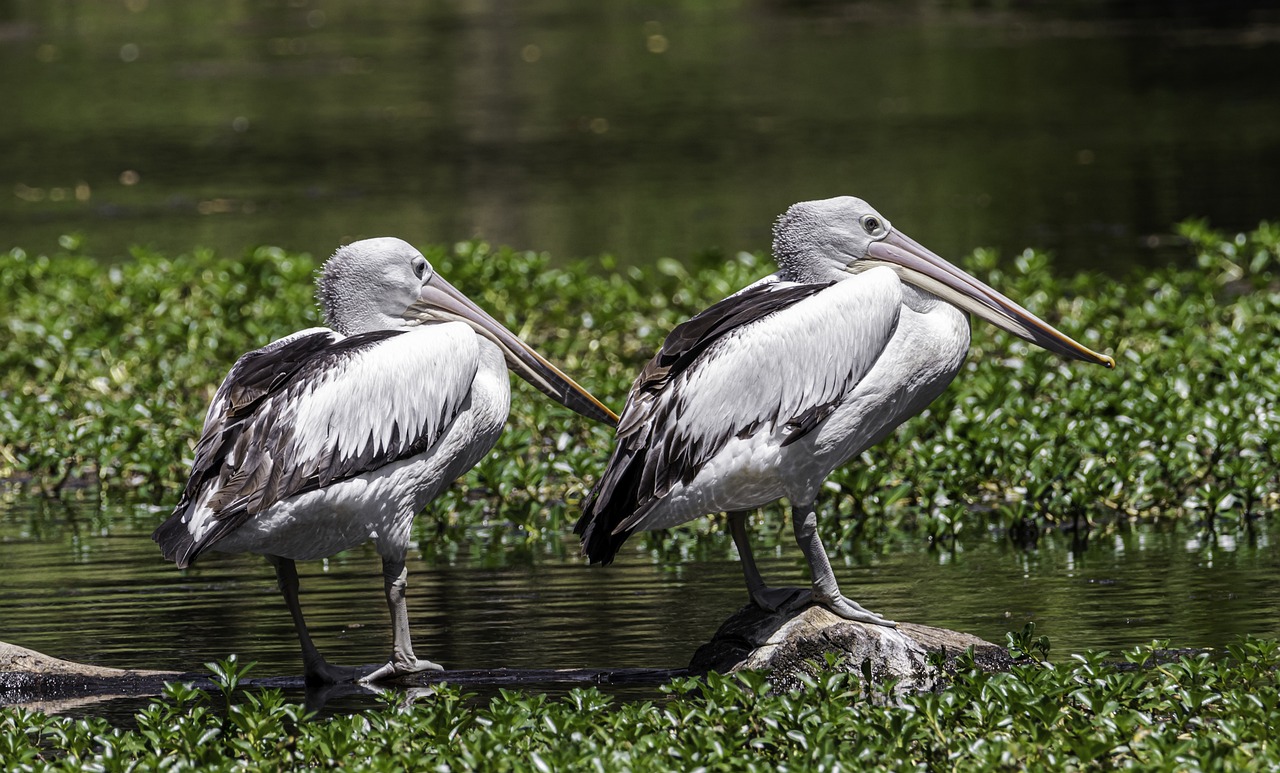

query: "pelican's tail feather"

left=152, top=510, right=200, bottom=570
left=575, top=441, right=655, bottom=564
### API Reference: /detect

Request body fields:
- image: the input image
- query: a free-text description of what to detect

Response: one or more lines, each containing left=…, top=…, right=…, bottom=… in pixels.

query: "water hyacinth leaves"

left=2, top=223, right=1279, bottom=555
left=4, top=638, right=1280, bottom=768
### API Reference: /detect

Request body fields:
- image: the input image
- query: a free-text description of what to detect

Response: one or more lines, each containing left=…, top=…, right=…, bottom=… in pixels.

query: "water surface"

left=3, top=1, right=1278, bottom=270
left=3, top=495, right=1276, bottom=698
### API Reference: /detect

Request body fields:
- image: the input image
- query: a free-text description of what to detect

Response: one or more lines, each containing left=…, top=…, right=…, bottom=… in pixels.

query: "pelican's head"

left=773, top=197, right=897, bottom=284
left=318, top=237, right=617, bottom=425
left=318, top=237, right=431, bottom=335
left=773, top=197, right=1115, bottom=368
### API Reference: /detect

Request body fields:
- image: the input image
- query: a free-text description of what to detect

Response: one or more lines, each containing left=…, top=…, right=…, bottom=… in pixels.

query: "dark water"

left=3, top=1, right=1279, bottom=271
left=3, top=493, right=1278, bottom=721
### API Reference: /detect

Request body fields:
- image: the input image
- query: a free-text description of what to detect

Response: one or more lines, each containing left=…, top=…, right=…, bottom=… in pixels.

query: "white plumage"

left=287, top=326, right=477, bottom=468
left=623, top=269, right=906, bottom=527
left=578, top=197, right=1113, bottom=625
left=155, top=237, right=615, bottom=684
left=177, top=323, right=495, bottom=561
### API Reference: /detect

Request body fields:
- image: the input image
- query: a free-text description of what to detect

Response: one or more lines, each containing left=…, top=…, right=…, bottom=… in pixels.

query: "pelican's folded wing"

left=154, top=323, right=480, bottom=567
left=577, top=271, right=904, bottom=563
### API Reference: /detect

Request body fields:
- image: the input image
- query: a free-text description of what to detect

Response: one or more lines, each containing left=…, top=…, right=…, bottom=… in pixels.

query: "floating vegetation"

left=2, top=222, right=1278, bottom=557
left=4, top=639, right=1280, bottom=769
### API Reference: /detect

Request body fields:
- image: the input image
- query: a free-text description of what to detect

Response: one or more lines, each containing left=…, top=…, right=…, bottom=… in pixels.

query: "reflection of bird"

left=577, top=197, right=1114, bottom=625
left=154, top=237, right=617, bottom=684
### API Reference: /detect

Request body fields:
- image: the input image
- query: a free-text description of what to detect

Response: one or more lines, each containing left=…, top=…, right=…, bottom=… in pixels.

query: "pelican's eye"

left=861, top=216, right=883, bottom=236
left=412, top=256, right=428, bottom=279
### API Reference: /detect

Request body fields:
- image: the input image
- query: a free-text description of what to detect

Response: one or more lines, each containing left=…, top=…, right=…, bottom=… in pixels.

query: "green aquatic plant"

left=2, top=223, right=1279, bottom=557
left=1006, top=621, right=1052, bottom=662
left=3, top=638, right=1280, bottom=769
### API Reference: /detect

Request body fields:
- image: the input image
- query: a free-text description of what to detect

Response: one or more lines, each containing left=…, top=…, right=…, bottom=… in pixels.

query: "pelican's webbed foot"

left=813, top=591, right=897, bottom=627
left=269, top=556, right=370, bottom=685
left=361, top=655, right=444, bottom=684
left=791, top=502, right=898, bottom=628
left=362, top=557, right=444, bottom=683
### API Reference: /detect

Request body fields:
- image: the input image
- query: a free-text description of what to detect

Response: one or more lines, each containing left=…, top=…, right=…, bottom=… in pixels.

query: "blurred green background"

left=4, top=0, right=1278, bottom=270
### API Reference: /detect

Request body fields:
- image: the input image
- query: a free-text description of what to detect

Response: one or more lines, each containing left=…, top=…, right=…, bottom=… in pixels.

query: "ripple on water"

left=2, top=497, right=1279, bottom=720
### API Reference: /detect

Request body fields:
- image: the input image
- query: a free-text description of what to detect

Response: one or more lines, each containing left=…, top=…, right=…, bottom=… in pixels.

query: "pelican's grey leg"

left=791, top=502, right=897, bottom=627
left=362, top=557, right=443, bottom=683
left=729, top=511, right=809, bottom=612
left=267, top=555, right=357, bottom=685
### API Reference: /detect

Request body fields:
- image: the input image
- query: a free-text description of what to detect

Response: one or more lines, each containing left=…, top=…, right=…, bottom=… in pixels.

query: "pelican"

left=576, top=196, right=1114, bottom=626
left=154, top=237, right=617, bottom=684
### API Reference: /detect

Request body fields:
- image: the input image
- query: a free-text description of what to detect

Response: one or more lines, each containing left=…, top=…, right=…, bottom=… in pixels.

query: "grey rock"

left=689, top=604, right=1015, bottom=694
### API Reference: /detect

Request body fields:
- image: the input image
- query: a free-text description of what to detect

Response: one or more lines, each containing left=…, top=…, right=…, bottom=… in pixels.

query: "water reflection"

left=3, top=495, right=1278, bottom=689
left=2, top=2, right=1278, bottom=270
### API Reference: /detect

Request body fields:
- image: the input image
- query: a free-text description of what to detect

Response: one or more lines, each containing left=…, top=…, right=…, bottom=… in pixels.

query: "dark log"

left=0, top=639, right=688, bottom=714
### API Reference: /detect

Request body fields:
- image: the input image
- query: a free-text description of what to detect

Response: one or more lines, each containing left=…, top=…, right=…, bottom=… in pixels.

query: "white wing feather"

left=658, top=268, right=903, bottom=457
left=158, top=321, right=483, bottom=565
left=287, top=323, right=478, bottom=466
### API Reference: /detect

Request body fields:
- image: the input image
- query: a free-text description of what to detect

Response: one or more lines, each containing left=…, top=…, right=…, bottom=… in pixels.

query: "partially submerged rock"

left=689, top=604, right=1014, bottom=693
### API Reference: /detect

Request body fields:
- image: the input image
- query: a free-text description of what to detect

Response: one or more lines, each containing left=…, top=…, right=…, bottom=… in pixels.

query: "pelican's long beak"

left=864, top=231, right=1115, bottom=368
left=406, top=274, right=619, bottom=426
